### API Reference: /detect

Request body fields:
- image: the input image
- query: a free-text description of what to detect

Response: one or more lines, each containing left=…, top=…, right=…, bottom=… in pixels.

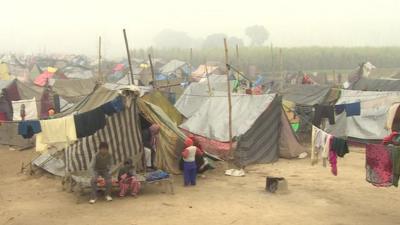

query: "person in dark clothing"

left=89, top=142, right=113, bottom=204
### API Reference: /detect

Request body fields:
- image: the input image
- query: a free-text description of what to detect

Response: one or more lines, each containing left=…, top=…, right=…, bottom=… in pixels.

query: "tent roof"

left=352, top=77, right=400, bottom=91
left=281, top=84, right=333, bottom=106
left=51, top=78, right=97, bottom=103
left=141, top=91, right=183, bottom=125
left=180, top=94, right=276, bottom=142
left=174, top=75, right=233, bottom=118
left=159, top=60, right=188, bottom=74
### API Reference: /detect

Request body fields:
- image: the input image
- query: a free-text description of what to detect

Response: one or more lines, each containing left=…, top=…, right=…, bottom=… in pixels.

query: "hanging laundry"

left=313, top=104, right=335, bottom=128
left=74, top=107, right=106, bottom=138
left=12, top=98, right=38, bottom=121
left=291, top=123, right=300, bottom=132
left=0, top=112, right=7, bottom=122
left=328, top=147, right=337, bottom=176
left=332, top=138, right=349, bottom=157
left=18, top=120, right=41, bottom=139
left=39, top=115, right=77, bottom=144
left=366, top=144, right=393, bottom=187
left=322, top=134, right=333, bottom=167
left=335, top=102, right=361, bottom=117
left=102, top=96, right=124, bottom=116
left=311, top=126, right=328, bottom=165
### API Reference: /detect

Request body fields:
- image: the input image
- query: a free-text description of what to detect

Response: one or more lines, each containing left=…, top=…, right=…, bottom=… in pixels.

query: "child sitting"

left=118, top=159, right=141, bottom=197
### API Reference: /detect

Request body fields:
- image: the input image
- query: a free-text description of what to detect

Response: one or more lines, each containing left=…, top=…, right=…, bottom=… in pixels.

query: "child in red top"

left=182, top=138, right=203, bottom=186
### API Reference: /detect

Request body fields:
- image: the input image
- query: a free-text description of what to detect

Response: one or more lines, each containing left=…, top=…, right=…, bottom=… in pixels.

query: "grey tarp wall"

left=234, top=95, right=281, bottom=165
left=282, top=84, right=331, bottom=106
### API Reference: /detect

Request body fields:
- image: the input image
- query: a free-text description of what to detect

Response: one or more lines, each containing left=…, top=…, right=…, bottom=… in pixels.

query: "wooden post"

left=123, top=29, right=134, bottom=85
left=223, top=38, right=233, bottom=152
left=333, top=70, right=336, bottom=85
left=148, top=54, right=156, bottom=89
left=279, top=48, right=283, bottom=90
left=98, top=36, right=102, bottom=83
left=188, top=48, right=193, bottom=82
left=235, top=44, right=240, bottom=80
left=205, top=62, right=212, bottom=96
left=270, top=43, right=274, bottom=77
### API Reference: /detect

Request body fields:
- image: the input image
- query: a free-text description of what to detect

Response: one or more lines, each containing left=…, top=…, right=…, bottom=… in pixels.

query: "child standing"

left=182, top=138, right=203, bottom=186
left=118, top=159, right=141, bottom=197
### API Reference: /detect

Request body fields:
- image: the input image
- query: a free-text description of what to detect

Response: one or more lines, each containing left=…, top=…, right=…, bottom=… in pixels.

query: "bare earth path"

left=0, top=147, right=399, bottom=225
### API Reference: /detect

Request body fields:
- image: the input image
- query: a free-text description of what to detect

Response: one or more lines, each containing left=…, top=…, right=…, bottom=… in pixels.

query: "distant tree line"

left=134, top=46, right=400, bottom=72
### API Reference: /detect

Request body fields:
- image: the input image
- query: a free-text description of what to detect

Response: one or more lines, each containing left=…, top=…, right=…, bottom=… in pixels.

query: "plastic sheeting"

left=174, top=76, right=233, bottom=118
left=180, top=94, right=276, bottom=142
left=51, top=78, right=97, bottom=103
left=141, top=91, right=183, bottom=125
left=282, top=85, right=332, bottom=106
left=325, top=90, right=400, bottom=140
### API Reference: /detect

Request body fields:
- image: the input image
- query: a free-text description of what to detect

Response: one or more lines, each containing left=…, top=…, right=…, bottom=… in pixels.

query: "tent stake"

left=123, top=29, right=134, bottom=85
left=223, top=38, right=233, bottom=154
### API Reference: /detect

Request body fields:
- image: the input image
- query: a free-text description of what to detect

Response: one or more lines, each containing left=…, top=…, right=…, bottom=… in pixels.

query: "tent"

left=351, top=77, right=400, bottom=91
left=191, top=65, right=221, bottom=81
left=159, top=60, right=190, bottom=79
left=141, top=91, right=183, bottom=125
left=179, top=93, right=306, bottom=165
left=138, top=99, right=186, bottom=174
left=51, top=78, right=97, bottom=103
left=174, top=75, right=234, bottom=118
left=325, top=90, right=400, bottom=140
left=63, top=86, right=144, bottom=173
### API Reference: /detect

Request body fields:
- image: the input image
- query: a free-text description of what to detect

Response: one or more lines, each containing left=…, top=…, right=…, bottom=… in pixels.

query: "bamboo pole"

left=270, top=43, right=274, bottom=77
left=98, top=36, right=102, bottom=83
left=223, top=38, right=233, bottom=152
left=205, top=62, right=212, bottom=96
left=188, top=48, right=193, bottom=83
left=148, top=54, right=156, bottom=89
left=279, top=48, right=283, bottom=90
left=123, top=29, right=134, bottom=85
left=235, top=44, right=240, bottom=80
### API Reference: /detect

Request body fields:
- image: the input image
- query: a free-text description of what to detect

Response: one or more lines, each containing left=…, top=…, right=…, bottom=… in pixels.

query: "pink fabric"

left=0, top=112, right=7, bottom=121
left=119, top=176, right=141, bottom=196
left=113, top=64, right=124, bottom=72
left=181, top=129, right=236, bottom=159
left=366, top=144, right=393, bottom=187
left=34, top=71, right=54, bottom=86
left=328, top=136, right=337, bottom=176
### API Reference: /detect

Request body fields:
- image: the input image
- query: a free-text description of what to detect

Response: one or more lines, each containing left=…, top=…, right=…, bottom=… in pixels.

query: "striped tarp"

left=65, top=103, right=143, bottom=172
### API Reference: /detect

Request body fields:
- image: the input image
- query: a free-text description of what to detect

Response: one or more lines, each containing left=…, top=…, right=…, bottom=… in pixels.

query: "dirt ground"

left=0, top=147, right=399, bottom=225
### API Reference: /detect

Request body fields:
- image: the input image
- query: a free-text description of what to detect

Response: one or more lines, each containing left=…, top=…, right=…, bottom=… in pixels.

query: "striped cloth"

left=65, top=103, right=143, bottom=172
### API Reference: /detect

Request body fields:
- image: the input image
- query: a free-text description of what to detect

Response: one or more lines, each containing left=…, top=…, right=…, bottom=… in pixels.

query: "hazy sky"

left=1, top=0, right=399, bottom=57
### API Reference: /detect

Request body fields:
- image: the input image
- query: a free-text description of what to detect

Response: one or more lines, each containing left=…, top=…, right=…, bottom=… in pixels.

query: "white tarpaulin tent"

left=180, top=94, right=276, bottom=142
left=325, top=90, right=400, bottom=140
